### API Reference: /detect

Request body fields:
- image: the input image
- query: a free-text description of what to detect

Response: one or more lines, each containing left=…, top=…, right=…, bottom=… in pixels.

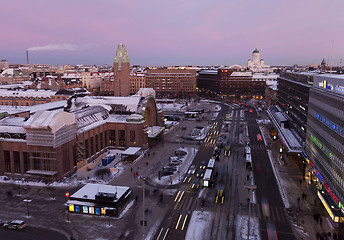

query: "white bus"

left=203, top=169, right=213, bottom=187
left=207, top=158, right=215, bottom=169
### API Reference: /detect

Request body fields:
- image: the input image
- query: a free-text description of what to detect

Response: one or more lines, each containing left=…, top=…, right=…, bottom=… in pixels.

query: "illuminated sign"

left=318, top=191, right=334, bottom=221
left=95, top=208, right=100, bottom=215
left=82, top=206, right=88, bottom=214
left=316, top=171, right=323, bottom=182
left=101, top=208, right=106, bottom=215
left=75, top=205, right=80, bottom=213
left=315, top=113, right=343, bottom=135
left=89, top=207, right=94, bottom=215
left=69, top=204, right=74, bottom=212
left=328, top=187, right=339, bottom=205
left=310, top=135, right=337, bottom=162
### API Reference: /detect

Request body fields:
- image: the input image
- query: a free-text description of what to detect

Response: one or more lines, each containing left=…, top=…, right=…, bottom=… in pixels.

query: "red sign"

left=65, top=192, right=69, bottom=198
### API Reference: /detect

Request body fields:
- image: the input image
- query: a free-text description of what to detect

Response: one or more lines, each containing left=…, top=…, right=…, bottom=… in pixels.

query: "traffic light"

left=296, top=210, right=299, bottom=216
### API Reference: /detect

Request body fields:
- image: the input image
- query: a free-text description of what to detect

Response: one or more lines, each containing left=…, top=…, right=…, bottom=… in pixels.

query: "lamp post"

left=106, top=207, right=114, bottom=226
left=23, top=199, right=32, bottom=217
left=64, top=203, right=71, bottom=222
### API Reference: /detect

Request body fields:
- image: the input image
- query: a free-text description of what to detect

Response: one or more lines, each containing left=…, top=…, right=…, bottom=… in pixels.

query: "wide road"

left=0, top=226, right=68, bottom=240
left=246, top=107, right=295, bottom=240
left=154, top=103, right=230, bottom=240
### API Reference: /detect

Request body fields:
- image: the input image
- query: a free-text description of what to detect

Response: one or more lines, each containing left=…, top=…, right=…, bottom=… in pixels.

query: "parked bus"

left=203, top=169, right=213, bottom=187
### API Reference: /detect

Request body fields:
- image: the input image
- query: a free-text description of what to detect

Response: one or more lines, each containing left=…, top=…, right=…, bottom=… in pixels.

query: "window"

left=119, top=130, right=125, bottom=147
left=130, top=130, right=136, bottom=146
left=14, top=151, right=20, bottom=173
left=109, top=130, right=116, bottom=146
left=4, top=151, right=10, bottom=172
left=23, top=152, right=29, bottom=172
left=33, top=153, right=40, bottom=170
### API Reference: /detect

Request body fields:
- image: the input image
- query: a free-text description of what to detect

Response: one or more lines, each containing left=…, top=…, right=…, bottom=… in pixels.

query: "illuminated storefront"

left=66, top=183, right=131, bottom=217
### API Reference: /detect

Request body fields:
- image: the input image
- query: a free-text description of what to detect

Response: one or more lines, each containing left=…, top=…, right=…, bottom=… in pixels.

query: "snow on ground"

left=152, top=146, right=198, bottom=186
left=235, top=215, right=260, bottom=240
left=185, top=211, right=213, bottom=240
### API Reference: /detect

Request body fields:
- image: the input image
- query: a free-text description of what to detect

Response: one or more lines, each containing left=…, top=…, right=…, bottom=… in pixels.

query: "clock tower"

left=114, top=43, right=130, bottom=96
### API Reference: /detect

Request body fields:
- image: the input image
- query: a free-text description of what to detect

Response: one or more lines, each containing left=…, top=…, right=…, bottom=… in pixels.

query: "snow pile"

left=235, top=215, right=260, bottom=240
left=185, top=211, right=213, bottom=240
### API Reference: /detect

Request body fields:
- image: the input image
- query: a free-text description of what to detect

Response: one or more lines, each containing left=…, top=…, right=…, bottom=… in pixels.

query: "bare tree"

left=95, top=168, right=111, bottom=180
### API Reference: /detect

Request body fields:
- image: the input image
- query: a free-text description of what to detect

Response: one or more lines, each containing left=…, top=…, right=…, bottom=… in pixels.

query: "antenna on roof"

left=330, top=40, right=334, bottom=78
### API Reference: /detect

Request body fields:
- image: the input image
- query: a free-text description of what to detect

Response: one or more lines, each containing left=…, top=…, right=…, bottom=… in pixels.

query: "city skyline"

left=2, top=0, right=344, bottom=66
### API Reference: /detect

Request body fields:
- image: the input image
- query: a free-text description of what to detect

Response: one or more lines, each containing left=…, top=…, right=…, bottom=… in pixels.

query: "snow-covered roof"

left=0, top=89, right=57, bottom=98
left=230, top=72, right=252, bottom=77
left=135, top=88, right=156, bottom=98
left=24, top=110, right=76, bottom=133
left=70, top=183, right=130, bottom=202
left=121, top=147, right=141, bottom=155
left=72, top=95, right=142, bottom=113
left=0, top=117, right=26, bottom=134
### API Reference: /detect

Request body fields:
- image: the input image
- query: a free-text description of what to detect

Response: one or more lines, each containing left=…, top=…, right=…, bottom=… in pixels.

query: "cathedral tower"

left=114, top=43, right=130, bottom=96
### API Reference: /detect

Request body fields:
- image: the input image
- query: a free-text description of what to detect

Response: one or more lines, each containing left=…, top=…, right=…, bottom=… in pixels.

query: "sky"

left=1, top=0, right=344, bottom=67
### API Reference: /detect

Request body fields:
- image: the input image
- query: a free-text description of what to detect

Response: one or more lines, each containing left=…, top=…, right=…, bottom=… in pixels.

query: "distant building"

left=100, top=43, right=130, bottom=96
left=0, top=60, right=9, bottom=70
left=247, top=48, right=271, bottom=72
left=197, top=69, right=267, bottom=100
left=145, top=68, right=196, bottom=98
left=114, top=43, right=130, bottom=96
left=130, top=70, right=145, bottom=95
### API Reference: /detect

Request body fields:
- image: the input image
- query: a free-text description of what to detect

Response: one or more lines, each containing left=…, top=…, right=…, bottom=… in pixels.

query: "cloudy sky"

left=1, top=0, right=344, bottom=66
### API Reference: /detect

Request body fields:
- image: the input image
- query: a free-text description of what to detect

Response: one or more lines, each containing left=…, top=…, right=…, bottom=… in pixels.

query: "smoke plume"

left=28, top=44, right=79, bottom=51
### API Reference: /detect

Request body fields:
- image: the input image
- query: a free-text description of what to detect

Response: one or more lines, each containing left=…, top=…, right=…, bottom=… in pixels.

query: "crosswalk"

left=254, top=204, right=288, bottom=223
left=250, top=144, right=266, bottom=151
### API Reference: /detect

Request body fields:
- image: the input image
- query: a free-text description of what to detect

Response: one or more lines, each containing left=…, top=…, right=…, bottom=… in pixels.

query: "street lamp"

left=23, top=199, right=32, bottom=217
left=64, top=203, right=71, bottom=222
left=105, top=207, right=114, bottom=226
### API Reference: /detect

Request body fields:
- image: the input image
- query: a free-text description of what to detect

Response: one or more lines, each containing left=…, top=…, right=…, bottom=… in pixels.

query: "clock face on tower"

left=118, top=51, right=123, bottom=57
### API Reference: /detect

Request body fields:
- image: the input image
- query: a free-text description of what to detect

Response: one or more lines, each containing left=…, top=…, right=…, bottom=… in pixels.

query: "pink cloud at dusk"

left=1, top=0, right=344, bottom=66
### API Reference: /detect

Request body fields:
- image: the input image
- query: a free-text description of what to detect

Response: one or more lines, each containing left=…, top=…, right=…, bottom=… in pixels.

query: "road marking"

left=175, top=214, right=183, bottom=229
left=174, top=191, right=181, bottom=202
left=156, top=228, right=164, bottom=240
left=162, top=228, right=169, bottom=240
left=181, top=215, right=188, bottom=230
left=178, top=191, right=185, bottom=202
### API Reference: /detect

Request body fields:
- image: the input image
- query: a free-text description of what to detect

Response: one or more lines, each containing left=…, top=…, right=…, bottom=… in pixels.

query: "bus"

left=203, top=169, right=213, bottom=187
left=207, top=158, right=215, bottom=169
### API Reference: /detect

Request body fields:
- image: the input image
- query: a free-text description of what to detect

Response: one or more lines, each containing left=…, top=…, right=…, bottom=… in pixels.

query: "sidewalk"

left=260, top=124, right=336, bottom=240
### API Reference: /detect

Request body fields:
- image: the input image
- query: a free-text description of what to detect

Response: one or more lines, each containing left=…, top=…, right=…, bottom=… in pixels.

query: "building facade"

left=145, top=68, right=196, bottom=98
left=0, top=93, right=164, bottom=180
left=304, top=74, right=344, bottom=224
left=113, top=43, right=130, bottom=97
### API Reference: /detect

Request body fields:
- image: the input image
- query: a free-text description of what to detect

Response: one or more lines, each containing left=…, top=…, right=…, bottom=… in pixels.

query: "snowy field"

left=185, top=211, right=213, bottom=240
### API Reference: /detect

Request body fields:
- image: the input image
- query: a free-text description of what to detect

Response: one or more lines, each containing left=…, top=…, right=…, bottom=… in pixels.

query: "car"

left=183, top=173, right=192, bottom=183
left=249, top=109, right=253, bottom=113
left=192, top=178, right=200, bottom=189
left=175, top=150, right=187, bottom=157
left=261, top=198, right=271, bottom=218
left=3, top=220, right=26, bottom=230
left=188, top=165, right=196, bottom=174
left=163, top=166, right=177, bottom=171
left=196, top=169, right=205, bottom=178
left=170, top=160, right=182, bottom=165
left=182, top=126, right=187, bottom=130
left=200, top=161, right=206, bottom=169
left=161, top=169, right=174, bottom=176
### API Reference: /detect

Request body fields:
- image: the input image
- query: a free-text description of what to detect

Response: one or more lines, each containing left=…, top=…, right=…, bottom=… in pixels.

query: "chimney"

left=26, top=50, right=29, bottom=65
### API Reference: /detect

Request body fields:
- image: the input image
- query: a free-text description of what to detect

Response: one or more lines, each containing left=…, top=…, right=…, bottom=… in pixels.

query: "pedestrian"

left=153, top=152, right=155, bottom=156
left=148, top=153, right=150, bottom=157
left=146, top=161, right=148, bottom=166
left=130, top=167, right=133, bottom=173
left=136, top=171, right=139, bottom=177
left=304, top=194, right=307, bottom=200
left=299, top=179, right=302, bottom=185
left=135, top=195, right=138, bottom=201
left=133, top=172, right=136, bottom=178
